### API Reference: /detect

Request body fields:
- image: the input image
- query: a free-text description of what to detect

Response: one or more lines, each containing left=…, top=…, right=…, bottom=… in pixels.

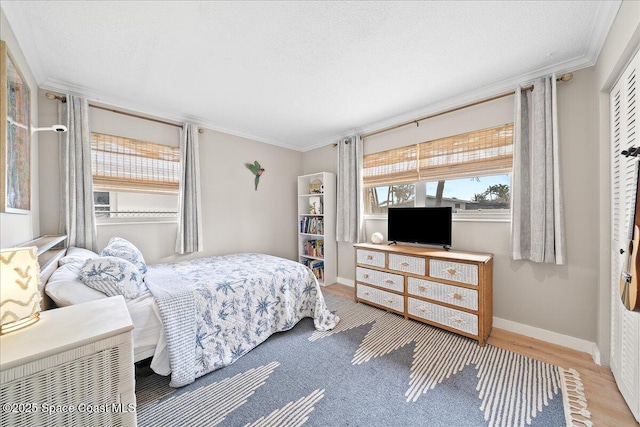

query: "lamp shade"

left=0, top=246, right=41, bottom=334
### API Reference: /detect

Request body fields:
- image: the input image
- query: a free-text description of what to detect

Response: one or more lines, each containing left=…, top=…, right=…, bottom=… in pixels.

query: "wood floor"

left=323, top=283, right=638, bottom=427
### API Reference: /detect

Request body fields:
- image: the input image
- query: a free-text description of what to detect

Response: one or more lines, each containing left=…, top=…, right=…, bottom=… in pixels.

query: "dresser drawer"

left=388, top=254, right=425, bottom=275
left=429, top=259, right=478, bottom=286
left=407, top=277, right=478, bottom=310
left=357, top=284, right=404, bottom=312
left=407, top=298, right=478, bottom=336
left=356, top=267, right=404, bottom=292
left=356, top=249, right=385, bottom=268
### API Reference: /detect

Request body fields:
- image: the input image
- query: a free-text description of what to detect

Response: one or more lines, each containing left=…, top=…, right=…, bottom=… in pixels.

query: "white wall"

left=0, top=11, right=40, bottom=247
left=594, top=0, right=640, bottom=365
left=303, top=70, right=600, bottom=346
left=38, top=100, right=303, bottom=264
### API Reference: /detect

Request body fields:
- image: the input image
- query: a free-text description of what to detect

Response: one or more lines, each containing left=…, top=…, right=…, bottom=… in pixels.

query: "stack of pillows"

left=80, top=237, right=149, bottom=299
left=46, top=237, right=150, bottom=307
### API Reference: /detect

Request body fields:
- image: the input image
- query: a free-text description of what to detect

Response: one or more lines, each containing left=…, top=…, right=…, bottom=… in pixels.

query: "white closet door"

left=611, top=49, right=640, bottom=423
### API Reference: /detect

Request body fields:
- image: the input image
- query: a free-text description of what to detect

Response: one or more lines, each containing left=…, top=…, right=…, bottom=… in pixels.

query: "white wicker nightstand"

left=0, top=296, right=136, bottom=426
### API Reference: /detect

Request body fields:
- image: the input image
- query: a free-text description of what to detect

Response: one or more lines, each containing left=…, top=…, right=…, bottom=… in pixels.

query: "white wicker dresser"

left=354, top=243, right=493, bottom=345
left=0, top=296, right=136, bottom=426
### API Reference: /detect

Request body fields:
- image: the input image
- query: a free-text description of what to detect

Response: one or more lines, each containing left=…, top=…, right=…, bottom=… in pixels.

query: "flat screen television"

left=387, top=207, right=452, bottom=249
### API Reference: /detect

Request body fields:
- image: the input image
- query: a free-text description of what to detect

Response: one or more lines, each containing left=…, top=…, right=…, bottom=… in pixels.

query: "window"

left=91, top=132, right=179, bottom=219
left=93, top=191, right=111, bottom=218
left=364, top=124, right=513, bottom=217
left=423, top=174, right=511, bottom=210
left=364, top=184, right=416, bottom=214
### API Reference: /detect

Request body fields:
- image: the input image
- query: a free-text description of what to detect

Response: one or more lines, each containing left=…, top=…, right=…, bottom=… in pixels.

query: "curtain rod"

left=345, top=72, right=573, bottom=142
left=45, top=92, right=204, bottom=133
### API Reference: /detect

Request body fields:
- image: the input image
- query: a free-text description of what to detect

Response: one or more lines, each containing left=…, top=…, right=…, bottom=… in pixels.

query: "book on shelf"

left=302, top=239, right=324, bottom=258
left=299, top=216, right=324, bottom=234
left=301, top=258, right=324, bottom=281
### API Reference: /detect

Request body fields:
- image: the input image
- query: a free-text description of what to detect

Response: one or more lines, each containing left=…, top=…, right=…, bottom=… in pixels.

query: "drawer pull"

left=366, top=255, right=373, bottom=260
left=417, top=285, right=427, bottom=293
left=364, top=291, right=370, bottom=296
left=385, top=298, right=394, bottom=304
left=401, top=262, right=410, bottom=267
left=451, top=292, right=463, bottom=301
left=446, top=267, right=457, bottom=276
left=363, top=274, right=370, bottom=279
left=449, top=316, right=466, bottom=325
left=417, top=306, right=430, bottom=314
left=385, top=279, right=395, bottom=284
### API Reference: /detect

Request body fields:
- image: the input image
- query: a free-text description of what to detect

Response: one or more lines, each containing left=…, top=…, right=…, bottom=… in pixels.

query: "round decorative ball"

left=371, top=232, right=384, bottom=244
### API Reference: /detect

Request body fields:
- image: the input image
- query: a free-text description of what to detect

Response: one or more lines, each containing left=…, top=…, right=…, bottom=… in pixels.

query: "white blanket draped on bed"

left=144, top=253, right=339, bottom=387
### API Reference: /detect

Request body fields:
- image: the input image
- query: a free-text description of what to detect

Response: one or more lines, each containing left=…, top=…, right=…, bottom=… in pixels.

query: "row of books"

left=302, top=259, right=324, bottom=282
left=300, top=217, right=324, bottom=234
left=302, top=239, right=324, bottom=258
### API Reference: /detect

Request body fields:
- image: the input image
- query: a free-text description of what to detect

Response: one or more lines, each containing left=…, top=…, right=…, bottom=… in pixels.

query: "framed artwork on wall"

left=0, top=40, right=31, bottom=214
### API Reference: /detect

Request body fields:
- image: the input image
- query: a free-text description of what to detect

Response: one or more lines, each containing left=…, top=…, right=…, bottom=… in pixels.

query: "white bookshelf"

left=297, top=172, right=336, bottom=286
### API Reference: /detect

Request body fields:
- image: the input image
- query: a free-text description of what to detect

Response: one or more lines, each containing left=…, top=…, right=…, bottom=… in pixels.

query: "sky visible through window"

left=425, top=174, right=510, bottom=200
left=375, top=174, right=510, bottom=202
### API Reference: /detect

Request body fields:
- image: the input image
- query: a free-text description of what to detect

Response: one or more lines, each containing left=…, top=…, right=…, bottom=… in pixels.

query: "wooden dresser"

left=354, top=243, right=493, bottom=345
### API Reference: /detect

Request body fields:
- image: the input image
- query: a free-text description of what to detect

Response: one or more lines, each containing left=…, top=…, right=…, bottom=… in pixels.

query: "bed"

left=45, top=241, right=339, bottom=387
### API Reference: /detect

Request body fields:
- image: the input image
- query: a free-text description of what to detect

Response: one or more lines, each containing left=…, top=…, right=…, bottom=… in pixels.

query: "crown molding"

left=39, top=79, right=304, bottom=152
left=305, top=50, right=606, bottom=152
left=586, top=0, right=623, bottom=62
left=6, top=0, right=622, bottom=153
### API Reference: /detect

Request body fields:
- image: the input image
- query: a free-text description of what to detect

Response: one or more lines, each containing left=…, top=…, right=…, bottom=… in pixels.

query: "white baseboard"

left=591, top=345, right=602, bottom=366
left=336, top=277, right=354, bottom=287
left=331, top=279, right=601, bottom=364
left=493, top=317, right=600, bottom=363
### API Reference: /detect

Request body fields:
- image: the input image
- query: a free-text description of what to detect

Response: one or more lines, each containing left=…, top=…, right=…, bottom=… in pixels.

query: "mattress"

left=125, top=293, right=163, bottom=363
left=45, top=251, right=167, bottom=366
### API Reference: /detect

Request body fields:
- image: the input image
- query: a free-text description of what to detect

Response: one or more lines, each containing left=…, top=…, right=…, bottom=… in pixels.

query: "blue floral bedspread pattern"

left=144, top=253, right=339, bottom=387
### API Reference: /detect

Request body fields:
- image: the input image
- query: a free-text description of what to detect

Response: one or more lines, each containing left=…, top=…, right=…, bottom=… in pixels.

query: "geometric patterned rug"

left=135, top=293, right=592, bottom=427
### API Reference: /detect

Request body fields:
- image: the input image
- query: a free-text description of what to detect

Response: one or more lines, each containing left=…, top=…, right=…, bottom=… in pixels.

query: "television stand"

left=353, top=243, right=493, bottom=346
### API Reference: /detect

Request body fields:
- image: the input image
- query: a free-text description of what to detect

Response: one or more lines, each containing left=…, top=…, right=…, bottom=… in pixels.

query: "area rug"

left=135, top=293, right=592, bottom=427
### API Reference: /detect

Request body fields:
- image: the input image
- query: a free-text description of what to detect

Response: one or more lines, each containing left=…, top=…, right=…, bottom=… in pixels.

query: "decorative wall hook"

left=622, top=146, right=639, bottom=157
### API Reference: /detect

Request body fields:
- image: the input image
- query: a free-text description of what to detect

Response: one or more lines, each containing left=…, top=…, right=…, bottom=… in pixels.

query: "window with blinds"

left=363, top=124, right=513, bottom=215
left=91, top=132, right=180, bottom=194
left=90, top=132, right=180, bottom=219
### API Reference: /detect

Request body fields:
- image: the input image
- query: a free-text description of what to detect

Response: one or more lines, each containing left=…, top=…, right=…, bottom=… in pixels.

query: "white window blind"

left=91, top=132, right=180, bottom=194
left=363, top=124, right=514, bottom=186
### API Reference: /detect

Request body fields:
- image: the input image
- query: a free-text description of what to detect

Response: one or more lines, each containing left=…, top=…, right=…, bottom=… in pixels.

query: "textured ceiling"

left=1, top=1, right=621, bottom=151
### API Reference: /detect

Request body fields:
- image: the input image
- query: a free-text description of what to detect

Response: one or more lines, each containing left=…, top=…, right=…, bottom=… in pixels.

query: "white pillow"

left=59, top=246, right=100, bottom=266
left=46, top=263, right=108, bottom=307
left=80, top=256, right=148, bottom=299
left=101, top=237, right=148, bottom=275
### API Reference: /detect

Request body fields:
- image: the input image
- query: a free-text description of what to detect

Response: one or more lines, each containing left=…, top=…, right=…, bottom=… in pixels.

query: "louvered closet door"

left=611, top=49, right=640, bottom=423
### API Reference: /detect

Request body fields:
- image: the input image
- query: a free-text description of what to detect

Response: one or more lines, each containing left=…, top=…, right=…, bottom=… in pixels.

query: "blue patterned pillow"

left=79, top=256, right=148, bottom=299
left=101, top=237, right=147, bottom=275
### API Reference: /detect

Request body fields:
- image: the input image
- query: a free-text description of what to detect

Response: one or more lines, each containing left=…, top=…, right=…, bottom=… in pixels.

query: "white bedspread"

left=144, top=253, right=339, bottom=387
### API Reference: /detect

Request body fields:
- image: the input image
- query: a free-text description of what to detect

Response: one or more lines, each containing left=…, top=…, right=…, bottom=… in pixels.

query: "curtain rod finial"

left=559, top=73, right=573, bottom=82
left=45, top=92, right=67, bottom=103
